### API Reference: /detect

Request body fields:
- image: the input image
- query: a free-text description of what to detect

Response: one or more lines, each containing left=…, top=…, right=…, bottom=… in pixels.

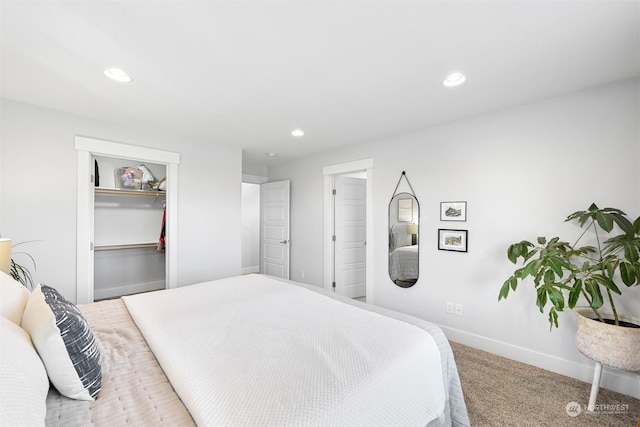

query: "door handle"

left=280, top=240, right=289, bottom=244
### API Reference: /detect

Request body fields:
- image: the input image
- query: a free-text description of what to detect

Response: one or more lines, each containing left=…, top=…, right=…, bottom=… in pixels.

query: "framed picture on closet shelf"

left=115, top=167, right=142, bottom=190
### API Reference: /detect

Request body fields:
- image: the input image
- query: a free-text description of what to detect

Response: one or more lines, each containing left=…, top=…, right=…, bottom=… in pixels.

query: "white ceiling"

left=1, top=1, right=638, bottom=168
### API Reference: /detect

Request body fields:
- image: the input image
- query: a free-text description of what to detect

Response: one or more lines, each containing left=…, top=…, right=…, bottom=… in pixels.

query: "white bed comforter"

left=390, top=245, right=419, bottom=281
left=123, top=274, right=452, bottom=426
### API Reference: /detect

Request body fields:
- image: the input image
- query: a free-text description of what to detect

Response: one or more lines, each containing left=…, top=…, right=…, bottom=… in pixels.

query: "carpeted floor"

left=450, top=341, right=640, bottom=427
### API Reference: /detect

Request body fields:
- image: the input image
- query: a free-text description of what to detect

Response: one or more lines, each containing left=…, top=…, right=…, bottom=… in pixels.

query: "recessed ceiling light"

left=442, top=72, right=466, bottom=88
left=291, top=129, right=304, bottom=137
left=104, top=68, right=132, bottom=83
left=266, top=152, right=278, bottom=158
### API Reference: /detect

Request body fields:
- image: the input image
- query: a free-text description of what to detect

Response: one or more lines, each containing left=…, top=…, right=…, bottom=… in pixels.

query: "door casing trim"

left=75, top=136, right=180, bottom=304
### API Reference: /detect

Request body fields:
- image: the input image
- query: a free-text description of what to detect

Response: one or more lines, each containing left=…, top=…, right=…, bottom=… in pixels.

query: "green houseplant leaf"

left=6, top=240, right=38, bottom=289
left=499, top=203, right=640, bottom=329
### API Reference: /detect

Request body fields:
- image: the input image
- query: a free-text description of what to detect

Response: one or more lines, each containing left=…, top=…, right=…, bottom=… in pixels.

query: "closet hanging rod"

left=94, top=243, right=158, bottom=251
left=95, top=188, right=166, bottom=197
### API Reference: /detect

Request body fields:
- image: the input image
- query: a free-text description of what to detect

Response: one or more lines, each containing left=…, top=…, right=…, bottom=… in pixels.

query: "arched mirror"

left=389, top=172, right=419, bottom=287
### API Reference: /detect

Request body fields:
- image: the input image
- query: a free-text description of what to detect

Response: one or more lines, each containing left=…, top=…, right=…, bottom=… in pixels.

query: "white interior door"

left=334, top=176, right=366, bottom=298
left=260, top=180, right=290, bottom=279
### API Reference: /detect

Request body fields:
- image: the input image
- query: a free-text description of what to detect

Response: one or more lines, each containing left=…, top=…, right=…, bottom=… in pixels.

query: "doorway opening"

left=241, top=175, right=291, bottom=280
left=323, top=159, right=374, bottom=304
left=241, top=182, right=261, bottom=275
left=241, top=174, right=267, bottom=275
left=75, top=136, right=179, bottom=304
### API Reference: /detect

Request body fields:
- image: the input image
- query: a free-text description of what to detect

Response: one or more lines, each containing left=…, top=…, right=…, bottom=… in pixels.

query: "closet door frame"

left=75, top=136, right=180, bottom=304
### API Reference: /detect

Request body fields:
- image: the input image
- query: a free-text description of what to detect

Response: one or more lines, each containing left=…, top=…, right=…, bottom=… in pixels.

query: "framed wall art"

left=440, top=201, right=467, bottom=221
left=438, top=229, right=468, bottom=252
left=115, top=166, right=142, bottom=190
left=397, top=198, right=413, bottom=222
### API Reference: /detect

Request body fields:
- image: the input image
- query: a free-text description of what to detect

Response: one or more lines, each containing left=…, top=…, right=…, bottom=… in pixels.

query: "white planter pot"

left=575, top=308, right=640, bottom=373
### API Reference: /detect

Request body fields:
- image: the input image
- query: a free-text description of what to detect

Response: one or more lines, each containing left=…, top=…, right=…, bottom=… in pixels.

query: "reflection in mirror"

left=397, top=198, right=413, bottom=222
left=389, top=192, right=419, bottom=287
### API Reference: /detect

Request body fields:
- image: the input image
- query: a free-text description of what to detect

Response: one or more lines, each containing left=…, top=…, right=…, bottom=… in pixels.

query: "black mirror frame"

left=388, top=172, right=420, bottom=288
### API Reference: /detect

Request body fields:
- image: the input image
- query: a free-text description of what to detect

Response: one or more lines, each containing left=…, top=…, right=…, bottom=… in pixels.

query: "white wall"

left=0, top=99, right=243, bottom=301
left=268, top=79, right=640, bottom=397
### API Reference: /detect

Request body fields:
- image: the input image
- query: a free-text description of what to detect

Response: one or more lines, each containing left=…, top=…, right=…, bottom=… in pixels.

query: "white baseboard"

left=94, top=280, right=165, bottom=300
left=242, top=266, right=259, bottom=275
left=441, top=325, right=640, bottom=399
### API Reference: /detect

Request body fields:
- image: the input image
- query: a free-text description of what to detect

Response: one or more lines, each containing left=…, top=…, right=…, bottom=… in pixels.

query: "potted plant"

left=498, top=203, right=640, bottom=374
left=9, top=241, right=36, bottom=289
left=389, top=225, right=397, bottom=253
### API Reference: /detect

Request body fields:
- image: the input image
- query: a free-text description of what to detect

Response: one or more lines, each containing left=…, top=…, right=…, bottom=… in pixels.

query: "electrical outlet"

left=455, top=304, right=463, bottom=316
left=446, top=301, right=454, bottom=314
left=300, top=270, right=305, bottom=279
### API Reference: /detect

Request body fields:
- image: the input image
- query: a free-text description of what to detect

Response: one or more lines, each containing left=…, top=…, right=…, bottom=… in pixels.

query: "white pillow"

left=0, top=270, right=30, bottom=325
left=21, top=284, right=102, bottom=401
left=0, top=316, right=49, bottom=426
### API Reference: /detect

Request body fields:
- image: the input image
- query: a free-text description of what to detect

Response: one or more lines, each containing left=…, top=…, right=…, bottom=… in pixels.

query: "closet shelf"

left=94, top=243, right=159, bottom=251
left=95, top=187, right=166, bottom=197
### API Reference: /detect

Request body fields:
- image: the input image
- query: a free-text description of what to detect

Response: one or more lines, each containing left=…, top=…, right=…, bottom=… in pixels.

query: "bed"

left=1, top=272, right=469, bottom=426
left=390, top=244, right=419, bottom=282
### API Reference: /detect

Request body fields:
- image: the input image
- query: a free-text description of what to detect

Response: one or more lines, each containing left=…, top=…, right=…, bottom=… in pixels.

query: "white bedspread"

left=123, top=274, right=448, bottom=426
left=390, top=245, right=419, bottom=281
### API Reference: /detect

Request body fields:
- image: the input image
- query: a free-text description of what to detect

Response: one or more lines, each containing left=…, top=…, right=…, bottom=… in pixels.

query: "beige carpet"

left=450, top=341, right=640, bottom=427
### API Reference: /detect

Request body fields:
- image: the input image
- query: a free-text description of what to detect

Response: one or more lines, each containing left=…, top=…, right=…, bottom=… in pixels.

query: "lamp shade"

left=0, top=238, right=11, bottom=274
left=407, top=224, right=418, bottom=235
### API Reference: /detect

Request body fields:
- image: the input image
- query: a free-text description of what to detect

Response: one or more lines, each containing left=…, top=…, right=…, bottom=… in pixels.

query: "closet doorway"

left=323, top=159, right=374, bottom=303
left=92, top=156, right=166, bottom=300
left=75, top=136, right=179, bottom=304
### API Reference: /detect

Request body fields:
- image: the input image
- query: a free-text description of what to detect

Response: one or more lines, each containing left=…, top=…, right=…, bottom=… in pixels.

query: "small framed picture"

left=398, top=198, right=413, bottom=222
left=440, top=201, right=467, bottom=221
left=115, top=166, right=142, bottom=190
left=438, top=229, right=468, bottom=252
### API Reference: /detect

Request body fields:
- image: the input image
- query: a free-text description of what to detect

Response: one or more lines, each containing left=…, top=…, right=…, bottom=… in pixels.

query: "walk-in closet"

left=93, top=156, right=167, bottom=300
left=75, top=136, right=179, bottom=304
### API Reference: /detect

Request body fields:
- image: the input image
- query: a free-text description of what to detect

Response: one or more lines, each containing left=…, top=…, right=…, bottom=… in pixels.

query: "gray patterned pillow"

left=21, top=284, right=102, bottom=401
